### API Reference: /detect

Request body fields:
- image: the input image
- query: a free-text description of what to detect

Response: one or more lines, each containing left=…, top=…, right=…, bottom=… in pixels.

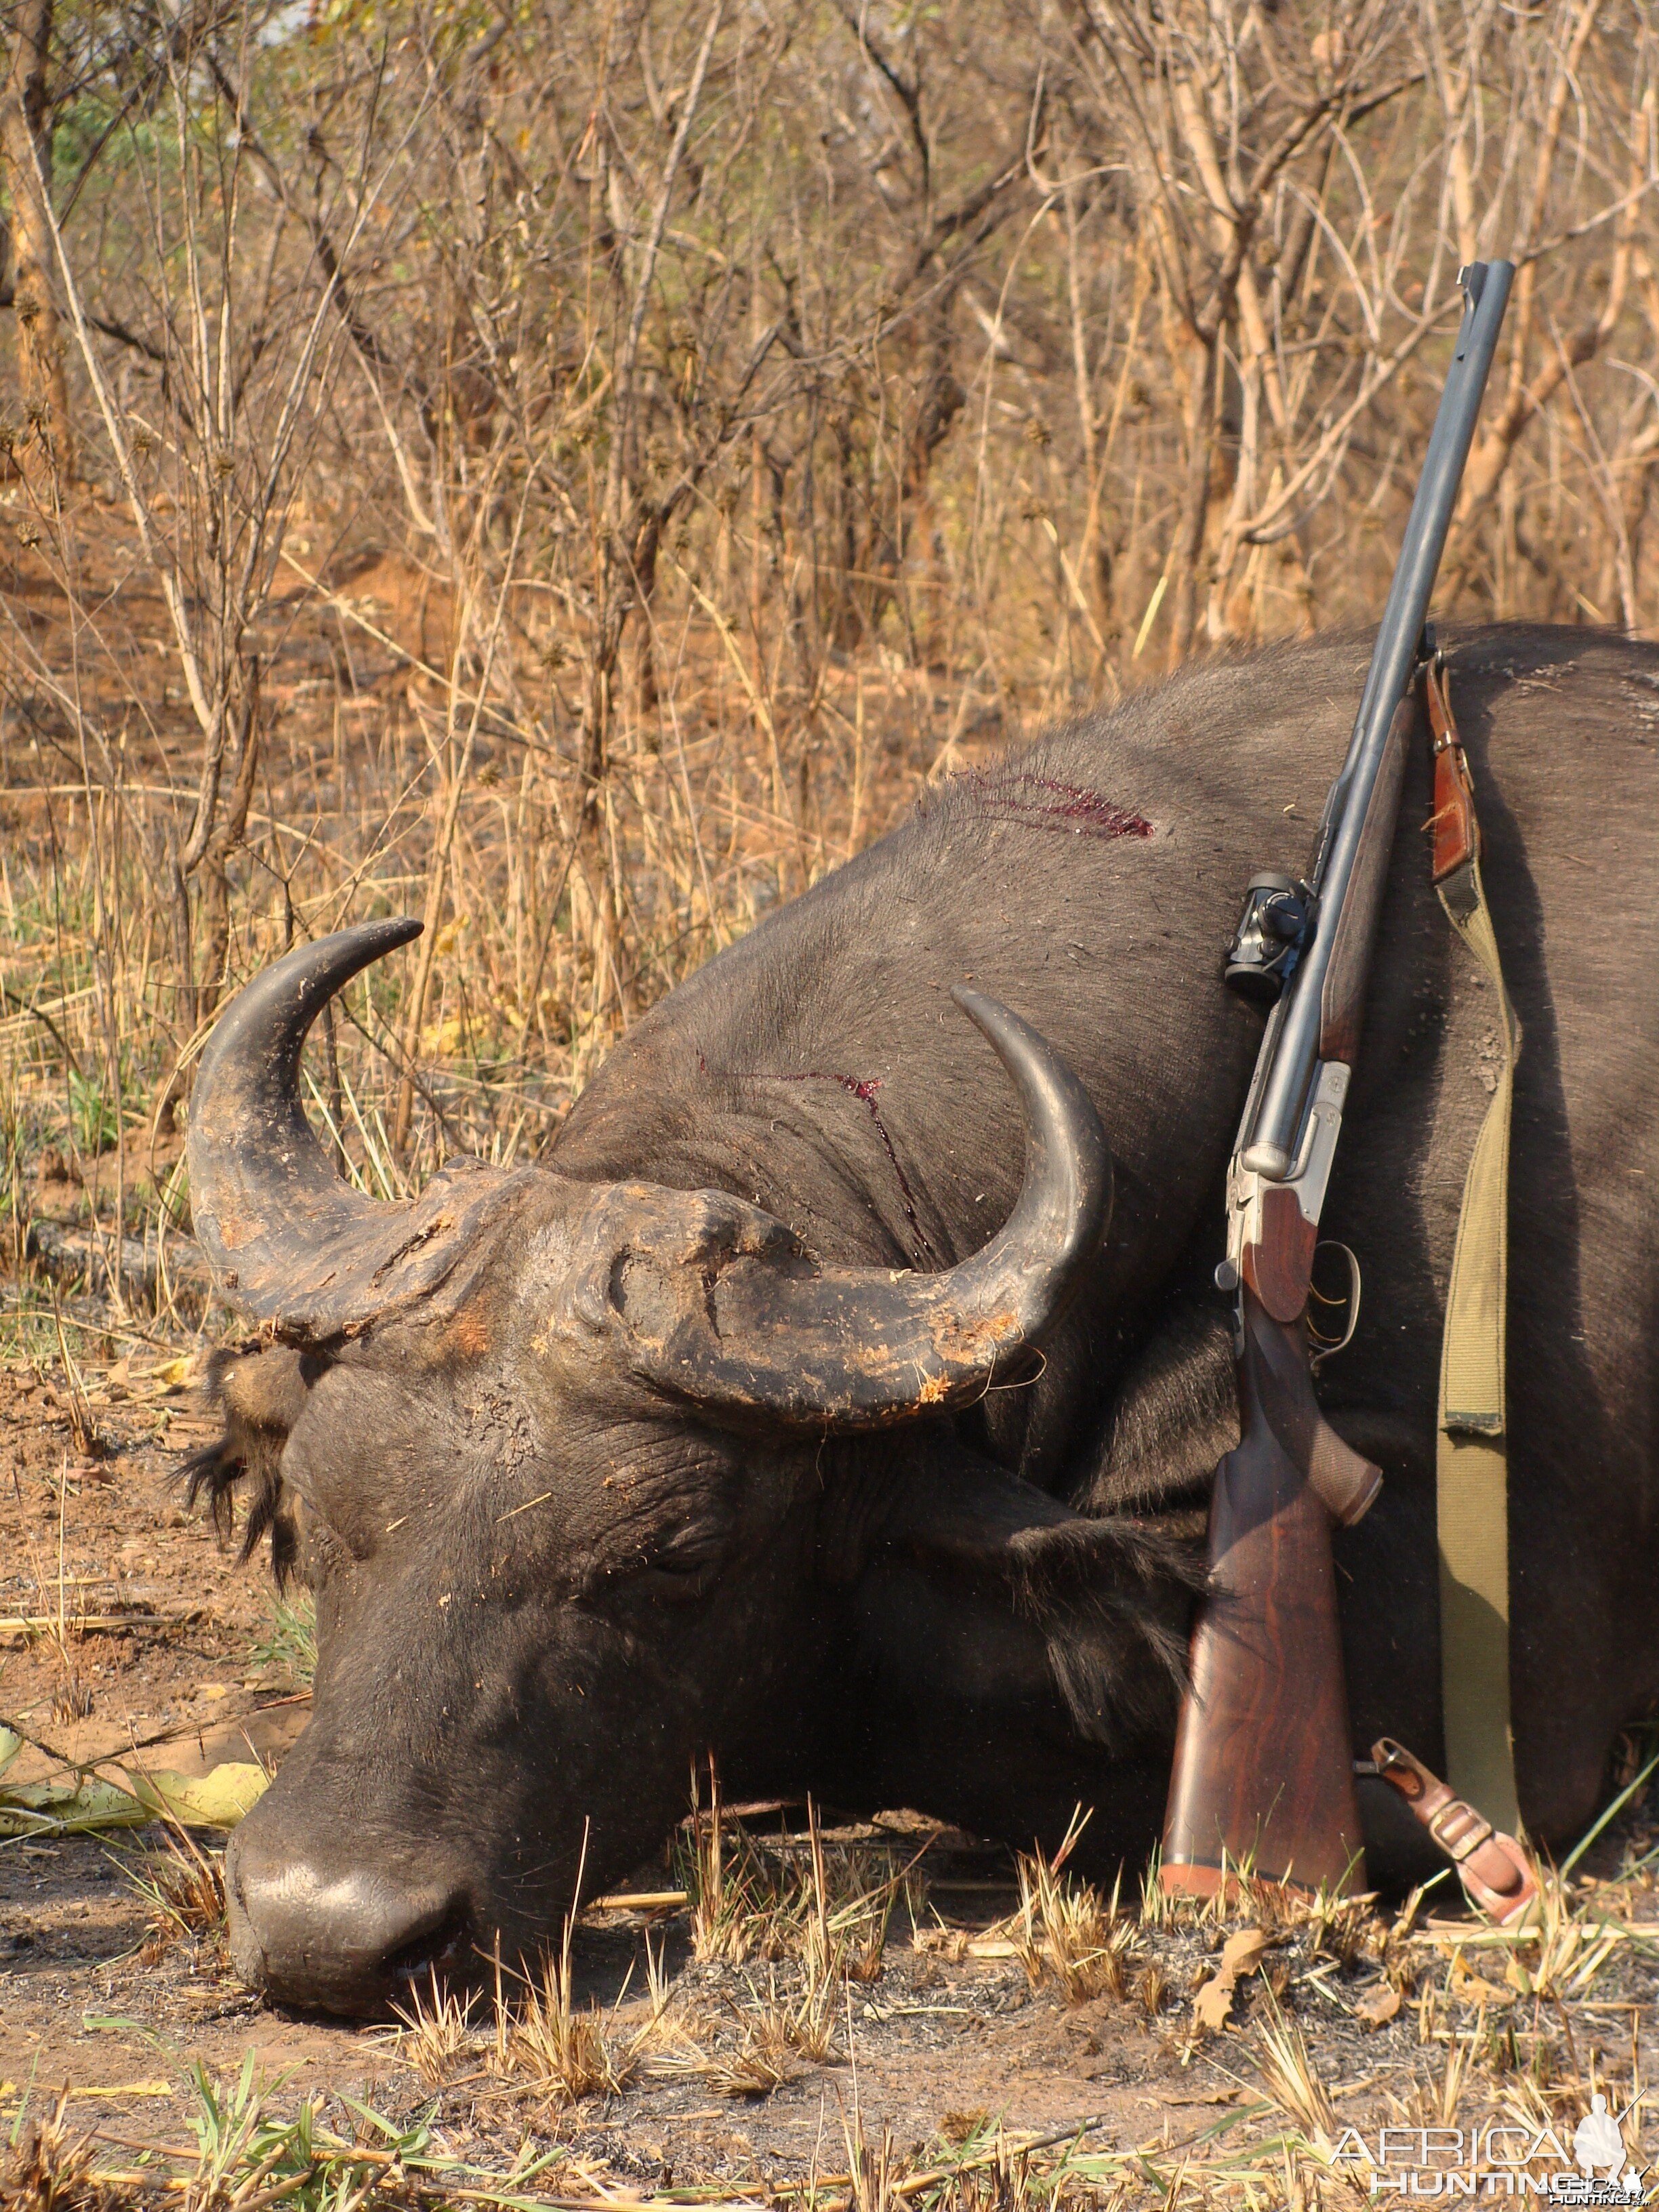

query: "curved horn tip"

left=947, top=979, right=1111, bottom=1226
left=323, top=914, right=424, bottom=980
left=949, top=983, right=1021, bottom=1045
left=186, top=916, right=428, bottom=1323
left=200, top=916, right=423, bottom=1050
left=192, top=915, right=425, bottom=1125
left=316, top=914, right=424, bottom=970
left=947, top=985, right=1094, bottom=1106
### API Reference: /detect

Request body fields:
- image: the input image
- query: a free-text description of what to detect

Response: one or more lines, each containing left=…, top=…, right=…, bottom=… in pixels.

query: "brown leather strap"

left=1426, top=655, right=1479, bottom=884
left=1371, top=1738, right=1540, bottom=1925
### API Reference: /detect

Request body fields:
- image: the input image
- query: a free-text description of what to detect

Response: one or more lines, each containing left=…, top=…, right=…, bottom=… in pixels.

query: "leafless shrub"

left=2, top=0, right=1656, bottom=1324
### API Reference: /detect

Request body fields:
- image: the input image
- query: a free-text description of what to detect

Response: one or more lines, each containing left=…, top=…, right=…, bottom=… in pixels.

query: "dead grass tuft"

left=939, top=2110, right=991, bottom=2148
left=681, top=1774, right=907, bottom=1990
left=117, top=1824, right=228, bottom=1966
left=704, top=2029, right=801, bottom=2100
left=506, top=1946, right=636, bottom=2106
left=1254, top=1994, right=1337, bottom=2146
left=649, top=1965, right=840, bottom=2098
left=388, top=1969, right=479, bottom=2090
left=842, top=2109, right=904, bottom=2212
left=1292, top=1885, right=1378, bottom=1969
left=1135, top=1959, right=1170, bottom=2018
left=1012, top=1811, right=1141, bottom=2003
left=46, top=1681, right=92, bottom=1726
left=491, top=1827, right=676, bottom=2106
left=0, top=2091, right=112, bottom=2212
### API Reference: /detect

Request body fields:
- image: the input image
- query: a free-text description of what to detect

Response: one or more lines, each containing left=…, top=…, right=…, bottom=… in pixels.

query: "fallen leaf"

left=1448, top=1958, right=1510, bottom=2006
left=127, top=1762, right=269, bottom=1828
left=1356, top=1984, right=1402, bottom=2027
left=0, top=1759, right=270, bottom=1837
left=1221, top=1927, right=1270, bottom=1979
left=0, top=1777, right=151, bottom=1838
left=1192, top=1925, right=1271, bottom=2034
left=0, top=1726, right=20, bottom=1779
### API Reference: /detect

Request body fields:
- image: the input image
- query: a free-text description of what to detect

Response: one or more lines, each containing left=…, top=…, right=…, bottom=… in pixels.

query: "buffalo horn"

left=187, top=920, right=524, bottom=1343
left=575, top=989, right=1112, bottom=1430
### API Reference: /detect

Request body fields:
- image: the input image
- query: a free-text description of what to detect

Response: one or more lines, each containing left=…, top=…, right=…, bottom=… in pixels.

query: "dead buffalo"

left=186, top=621, right=1659, bottom=2015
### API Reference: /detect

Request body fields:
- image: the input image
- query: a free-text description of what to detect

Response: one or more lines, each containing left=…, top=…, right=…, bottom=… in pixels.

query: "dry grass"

left=676, top=1969, right=842, bottom=2098
left=115, top=1822, right=228, bottom=1968
left=1253, top=1994, right=1337, bottom=2147
left=0, top=2091, right=112, bottom=2212
left=1401, top=1868, right=1639, bottom=2012
left=681, top=1778, right=910, bottom=1991
left=1, top=1827, right=1646, bottom=2211
left=386, top=1969, right=480, bottom=2093
left=497, top=1914, right=678, bottom=2110
left=506, top=1948, right=640, bottom=2107
left=489, top=1822, right=681, bottom=2109
left=1012, top=1819, right=1142, bottom=2005
left=7, top=1842, right=1656, bottom=2212
left=1, top=1, right=1656, bottom=1394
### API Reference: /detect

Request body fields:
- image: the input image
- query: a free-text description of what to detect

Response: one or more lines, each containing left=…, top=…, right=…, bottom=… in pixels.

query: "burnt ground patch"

left=3, top=1357, right=1658, bottom=2205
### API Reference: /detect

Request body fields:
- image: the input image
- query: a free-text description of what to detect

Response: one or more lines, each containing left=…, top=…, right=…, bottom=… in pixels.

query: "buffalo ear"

left=183, top=1343, right=321, bottom=1584
left=878, top=1456, right=1202, bottom=1748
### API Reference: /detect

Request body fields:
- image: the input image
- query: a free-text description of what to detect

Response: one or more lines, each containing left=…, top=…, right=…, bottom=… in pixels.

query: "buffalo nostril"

left=384, top=1904, right=471, bottom=1990
left=228, top=1841, right=469, bottom=2016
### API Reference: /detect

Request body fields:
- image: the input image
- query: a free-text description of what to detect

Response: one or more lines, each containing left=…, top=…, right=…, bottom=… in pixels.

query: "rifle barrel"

left=1240, top=260, right=1513, bottom=1180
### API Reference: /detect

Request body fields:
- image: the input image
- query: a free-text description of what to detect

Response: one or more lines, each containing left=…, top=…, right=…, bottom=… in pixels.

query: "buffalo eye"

left=601, top=1511, right=733, bottom=1600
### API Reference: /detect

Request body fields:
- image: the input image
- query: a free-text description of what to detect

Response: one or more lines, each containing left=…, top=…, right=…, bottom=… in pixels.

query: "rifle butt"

left=1162, top=1392, right=1367, bottom=1898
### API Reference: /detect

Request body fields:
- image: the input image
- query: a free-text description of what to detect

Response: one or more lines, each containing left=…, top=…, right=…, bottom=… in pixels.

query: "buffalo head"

left=186, top=922, right=1183, bottom=2014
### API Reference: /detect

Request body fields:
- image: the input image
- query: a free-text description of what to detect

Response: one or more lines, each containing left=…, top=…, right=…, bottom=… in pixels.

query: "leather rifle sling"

left=1425, top=655, right=1521, bottom=1840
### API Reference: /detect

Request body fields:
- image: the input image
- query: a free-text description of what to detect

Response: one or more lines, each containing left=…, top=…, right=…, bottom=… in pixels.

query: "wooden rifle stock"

left=1162, top=1283, right=1379, bottom=1898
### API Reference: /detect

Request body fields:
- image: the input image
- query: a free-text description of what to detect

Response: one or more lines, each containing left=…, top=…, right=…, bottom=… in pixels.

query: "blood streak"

left=957, top=766, right=1153, bottom=842
left=701, top=1055, right=938, bottom=1265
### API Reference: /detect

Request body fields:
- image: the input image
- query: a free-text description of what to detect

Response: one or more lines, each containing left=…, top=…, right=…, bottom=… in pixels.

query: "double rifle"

left=1160, top=261, right=1536, bottom=1918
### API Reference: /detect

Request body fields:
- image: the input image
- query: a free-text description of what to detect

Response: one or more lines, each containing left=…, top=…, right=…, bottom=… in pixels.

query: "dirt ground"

left=3, top=1345, right=1659, bottom=2204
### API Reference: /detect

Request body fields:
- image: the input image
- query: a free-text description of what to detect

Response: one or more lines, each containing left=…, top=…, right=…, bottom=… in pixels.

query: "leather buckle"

left=1428, top=1800, right=1494, bottom=1862
left=1370, top=1737, right=1541, bottom=1927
